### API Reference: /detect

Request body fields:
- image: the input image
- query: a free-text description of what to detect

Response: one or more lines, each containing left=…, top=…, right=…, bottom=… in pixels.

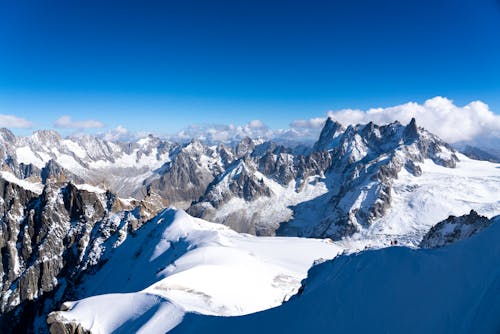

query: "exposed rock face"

left=41, top=160, right=85, bottom=184
left=312, top=118, right=345, bottom=152
left=137, top=140, right=225, bottom=207
left=419, top=210, right=496, bottom=249
left=0, top=118, right=460, bottom=239
left=293, top=118, right=460, bottom=239
left=188, top=140, right=335, bottom=235
left=47, top=311, right=90, bottom=334
left=189, top=118, right=459, bottom=239
left=0, top=177, right=163, bottom=333
left=235, top=137, right=256, bottom=157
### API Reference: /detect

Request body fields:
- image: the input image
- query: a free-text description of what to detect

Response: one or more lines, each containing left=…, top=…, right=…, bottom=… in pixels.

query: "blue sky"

left=1, top=0, right=500, bottom=136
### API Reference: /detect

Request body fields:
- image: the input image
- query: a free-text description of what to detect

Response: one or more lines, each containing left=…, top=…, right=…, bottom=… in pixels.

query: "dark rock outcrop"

left=419, top=210, right=496, bottom=249
left=0, top=177, right=163, bottom=333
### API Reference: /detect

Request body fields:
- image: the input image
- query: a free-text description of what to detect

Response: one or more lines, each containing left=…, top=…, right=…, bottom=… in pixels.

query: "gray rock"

left=0, top=176, right=164, bottom=333
left=419, top=210, right=496, bottom=249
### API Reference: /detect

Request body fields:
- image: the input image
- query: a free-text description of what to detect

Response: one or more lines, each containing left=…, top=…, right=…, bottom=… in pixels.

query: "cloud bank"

left=325, top=97, right=500, bottom=144
left=164, top=97, right=500, bottom=147
left=171, top=120, right=276, bottom=143
left=94, top=97, right=499, bottom=151
left=0, top=114, right=33, bottom=128
left=54, top=115, right=104, bottom=129
left=101, top=125, right=132, bottom=141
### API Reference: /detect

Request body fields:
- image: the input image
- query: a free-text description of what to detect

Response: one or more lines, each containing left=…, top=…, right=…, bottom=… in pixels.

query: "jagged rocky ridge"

left=419, top=210, right=498, bottom=249
left=0, top=118, right=477, bottom=240
left=190, top=118, right=460, bottom=237
left=0, top=175, right=166, bottom=333
left=0, top=117, right=498, bottom=333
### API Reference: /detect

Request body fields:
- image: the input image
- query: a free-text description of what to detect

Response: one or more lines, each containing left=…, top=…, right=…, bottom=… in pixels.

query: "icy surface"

left=173, top=221, right=500, bottom=334
left=337, top=153, right=500, bottom=249
left=51, top=208, right=342, bottom=332
left=0, top=171, right=44, bottom=194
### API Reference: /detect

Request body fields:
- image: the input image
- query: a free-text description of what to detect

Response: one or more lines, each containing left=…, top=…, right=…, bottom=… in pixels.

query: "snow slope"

left=49, top=208, right=342, bottom=333
left=0, top=170, right=44, bottom=194
left=325, top=153, right=500, bottom=250
left=173, top=220, right=500, bottom=334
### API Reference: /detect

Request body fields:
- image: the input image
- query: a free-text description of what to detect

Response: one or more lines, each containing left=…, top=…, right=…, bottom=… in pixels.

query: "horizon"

left=0, top=96, right=497, bottom=149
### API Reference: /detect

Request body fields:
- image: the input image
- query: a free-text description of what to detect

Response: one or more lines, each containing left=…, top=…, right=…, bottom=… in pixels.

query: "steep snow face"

left=172, top=222, right=500, bottom=334
left=48, top=208, right=343, bottom=333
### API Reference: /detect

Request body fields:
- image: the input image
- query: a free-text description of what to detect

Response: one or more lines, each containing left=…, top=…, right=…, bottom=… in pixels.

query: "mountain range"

left=0, top=118, right=498, bottom=333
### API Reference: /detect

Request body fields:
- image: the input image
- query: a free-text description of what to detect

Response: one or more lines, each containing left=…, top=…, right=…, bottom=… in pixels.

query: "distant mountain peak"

left=312, top=117, right=345, bottom=152
left=403, top=117, right=419, bottom=142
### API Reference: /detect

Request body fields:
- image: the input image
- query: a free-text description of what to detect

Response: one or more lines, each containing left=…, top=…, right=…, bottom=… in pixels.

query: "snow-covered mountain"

left=190, top=118, right=500, bottom=247
left=46, top=208, right=342, bottom=333
left=0, top=175, right=166, bottom=333
left=0, top=118, right=499, bottom=333
left=48, top=211, right=500, bottom=333
left=1, top=118, right=499, bottom=245
left=0, top=129, right=176, bottom=197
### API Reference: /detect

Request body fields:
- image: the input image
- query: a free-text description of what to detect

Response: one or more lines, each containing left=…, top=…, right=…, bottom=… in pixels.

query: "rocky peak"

left=403, top=118, right=419, bottom=143
left=235, top=137, right=255, bottom=157
left=183, top=139, right=205, bottom=155
left=0, top=128, right=16, bottom=144
left=359, top=121, right=379, bottom=140
left=312, top=117, right=345, bottom=152
left=41, top=160, right=84, bottom=185
left=419, top=210, right=495, bottom=249
left=251, top=141, right=279, bottom=158
left=0, top=179, right=164, bottom=333
left=216, top=143, right=234, bottom=166
left=31, top=130, right=62, bottom=145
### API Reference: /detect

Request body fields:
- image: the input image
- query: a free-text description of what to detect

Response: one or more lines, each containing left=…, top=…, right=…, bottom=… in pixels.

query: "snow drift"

left=173, top=217, right=500, bottom=334
left=48, top=208, right=343, bottom=333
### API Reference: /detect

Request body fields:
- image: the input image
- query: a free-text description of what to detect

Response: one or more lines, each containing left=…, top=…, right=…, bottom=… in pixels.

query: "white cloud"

left=54, top=115, right=104, bottom=129
left=103, top=97, right=500, bottom=148
left=248, top=119, right=266, bottom=129
left=326, top=97, right=500, bottom=143
left=171, top=120, right=275, bottom=143
left=0, top=114, right=33, bottom=128
left=290, top=117, right=326, bottom=129
left=102, top=125, right=131, bottom=141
